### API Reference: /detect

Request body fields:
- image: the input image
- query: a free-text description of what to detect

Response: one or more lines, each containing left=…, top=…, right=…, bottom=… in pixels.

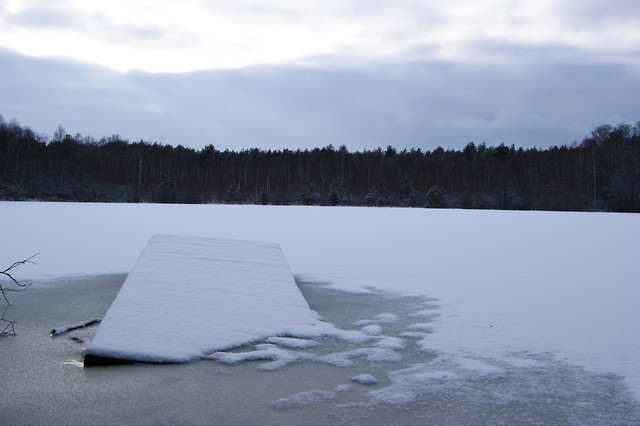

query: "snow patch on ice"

left=208, top=300, right=411, bottom=371
left=411, top=310, right=440, bottom=321
left=213, top=344, right=404, bottom=370
left=408, top=323, right=434, bottom=333
left=352, top=374, right=379, bottom=385
left=270, top=385, right=352, bottom=408
left=211, top=329, right=406, bottom=370
left=373, top=313, right=399, bottom=323
left=366, top=363, right=458, bottom=405
left=499, top=353, right=546, bottom=369
left=399, top=331, right=429, bottom=339
left=374, top=336, right=405, bottom=350
left=453, top=357, right=505, bottom=376
left=265, top=337, right=318, bottom=349
left=280, top=321, right=375, bottom=344
left=354, top=313, right=399, bottom=326
left=365, top=354, right=560, bottom=407
left=207, top=344, right=314, bottom=370
left=323, top=347, right=403, bottom=364
left=361, top=324, right=383, bottom=335
left=367, top=364, right=458, bottom=405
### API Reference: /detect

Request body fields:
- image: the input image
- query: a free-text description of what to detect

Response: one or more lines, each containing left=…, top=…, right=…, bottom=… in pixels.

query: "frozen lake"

left=2, top=274, right=639, bottom=425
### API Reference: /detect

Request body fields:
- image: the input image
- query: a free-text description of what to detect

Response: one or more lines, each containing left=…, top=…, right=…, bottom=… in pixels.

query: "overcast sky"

left=1, top=0, right=639, bottom=151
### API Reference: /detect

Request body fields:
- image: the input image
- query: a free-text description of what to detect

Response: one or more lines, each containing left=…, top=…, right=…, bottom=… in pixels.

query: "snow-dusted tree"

left=426, top=186, right=447, bottom=208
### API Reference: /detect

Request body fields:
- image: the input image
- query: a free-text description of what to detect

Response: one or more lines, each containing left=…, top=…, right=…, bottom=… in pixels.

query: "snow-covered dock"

left=84, top=235, right=319, bottom=365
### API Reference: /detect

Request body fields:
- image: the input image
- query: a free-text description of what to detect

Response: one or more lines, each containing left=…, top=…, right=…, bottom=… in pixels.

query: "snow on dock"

left=84, top=234, right=319, bottom=365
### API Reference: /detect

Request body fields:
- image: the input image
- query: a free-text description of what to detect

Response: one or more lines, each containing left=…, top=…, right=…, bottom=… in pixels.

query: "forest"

left=1, top=114, right=639, bottom=212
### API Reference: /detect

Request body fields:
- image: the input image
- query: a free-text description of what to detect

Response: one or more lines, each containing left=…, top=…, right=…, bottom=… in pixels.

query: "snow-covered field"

left=2, top=202, right=639, bottom=412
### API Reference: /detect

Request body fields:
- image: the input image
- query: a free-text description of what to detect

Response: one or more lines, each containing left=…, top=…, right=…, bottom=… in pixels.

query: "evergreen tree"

left=327, top=180, right=342, bottom=206
left=426, top=186, right=446, bottom=208
left=301, top=183, right=320, bottom=205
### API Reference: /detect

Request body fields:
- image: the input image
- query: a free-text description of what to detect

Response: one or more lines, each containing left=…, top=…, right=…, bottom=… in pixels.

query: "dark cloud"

left=556, top=0, right=640, bottom=27
left=0, top=47, right=637, bottom=152
left=0, top=1, right=193, bottom=49
left=0, top=1, right=87, bottom=32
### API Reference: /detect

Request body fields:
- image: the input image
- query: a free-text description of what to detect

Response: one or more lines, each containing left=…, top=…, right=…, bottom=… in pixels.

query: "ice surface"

left=6, top=275, right=638, bottom=424
left=2, top=202, right=639, bottom=401
left=84, top=234, right=319, bottom=363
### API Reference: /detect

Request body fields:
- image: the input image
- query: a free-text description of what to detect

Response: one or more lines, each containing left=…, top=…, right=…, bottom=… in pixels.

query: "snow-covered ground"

left=2, top=202, right=639, bottom=404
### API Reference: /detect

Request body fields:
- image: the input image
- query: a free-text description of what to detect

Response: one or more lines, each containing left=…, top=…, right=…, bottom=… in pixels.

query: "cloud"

left=1, top=2, right=637, bottom=157
left=0, top=1, right=77, bottom=30
left=556, top=0, right=640, bottom=25
left=1, top=1, right=639, bottom=73
left=1, top=48, right=637, bottom=152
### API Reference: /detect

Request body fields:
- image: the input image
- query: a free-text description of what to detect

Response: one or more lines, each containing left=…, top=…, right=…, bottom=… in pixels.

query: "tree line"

left=1, top=114, right=639, bottom=212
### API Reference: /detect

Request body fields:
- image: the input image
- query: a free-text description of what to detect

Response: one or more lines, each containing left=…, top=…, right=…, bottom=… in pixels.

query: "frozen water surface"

left=1, top=275, right=639, bottom=425
left=3, top=202, right=639, bottom=401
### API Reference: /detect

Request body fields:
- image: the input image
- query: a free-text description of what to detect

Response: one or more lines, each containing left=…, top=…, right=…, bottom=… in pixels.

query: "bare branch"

left=1, top=254, right=38, bottom=334
left=1, top=305, right=16, bottom=336
left=2, top=283, right=32, bottom=293
left=51, top=318, right=102, bottom=336
left=1, top=253, right=39, bottom=288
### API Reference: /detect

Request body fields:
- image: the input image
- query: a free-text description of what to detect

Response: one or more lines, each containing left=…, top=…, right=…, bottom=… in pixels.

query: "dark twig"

left=1, top=305, right=16, bottom=336
left=1, top=254, right=38, bottom=305
left=51, top=318, right=102, bottom=336
left=1, top=254, right=38, bottom=335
